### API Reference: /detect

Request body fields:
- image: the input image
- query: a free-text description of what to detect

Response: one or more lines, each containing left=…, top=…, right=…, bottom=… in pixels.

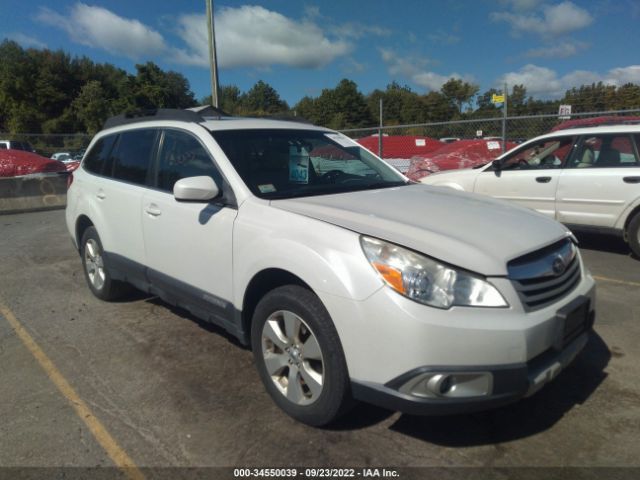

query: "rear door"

left=92, top=128, right=158, bottom=281
left=556, top=133, right=640, bottom=228
left=141, top=128, right=237, bottom=324
left=474, top=135, right=575, bottom=218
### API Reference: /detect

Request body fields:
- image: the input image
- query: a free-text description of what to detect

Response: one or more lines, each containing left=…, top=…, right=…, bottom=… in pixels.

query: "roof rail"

left=103, top=108, right=205, bottom=130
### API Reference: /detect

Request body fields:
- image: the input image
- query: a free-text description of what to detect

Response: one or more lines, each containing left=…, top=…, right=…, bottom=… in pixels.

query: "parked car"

left=550, top=115, right=640, bottom=132
left=421, top=125, right=640, bottom=257
left=0, top=140, right=36, bottom=153
left=0, top=149, right=67, bottom=177
left=406, top=139, right=518, bottom=180
left=52, top=152, right=73, bottom=162
left=66, top=109, right=595, bottom=426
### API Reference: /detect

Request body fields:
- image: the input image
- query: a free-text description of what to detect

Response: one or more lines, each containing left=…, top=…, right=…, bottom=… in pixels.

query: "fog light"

left=399, top=371, right=493, bottom=399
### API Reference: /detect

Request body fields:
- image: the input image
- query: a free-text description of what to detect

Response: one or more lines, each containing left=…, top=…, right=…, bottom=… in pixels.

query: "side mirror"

left=173, top=176, right=219, bottom=201
left=492, top=159, right=502, bottom=171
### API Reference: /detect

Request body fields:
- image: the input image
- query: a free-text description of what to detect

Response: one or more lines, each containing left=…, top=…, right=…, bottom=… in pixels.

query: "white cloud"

left=499, top=64, right=640, bottom=97
left=604, top=66, right=640, bottom=86
left=6, top=33, right=46, bottom=49
left=491, top=1, right=593, bottom=37
left=36, top=3, right=166, bottom=60
left=427, top=30, right=461, bottom=45
left=172, top=6, right=352, bottom=69
left=379, top=48, right=472, bottom=91
left=525, top=40, right=588, bottom=58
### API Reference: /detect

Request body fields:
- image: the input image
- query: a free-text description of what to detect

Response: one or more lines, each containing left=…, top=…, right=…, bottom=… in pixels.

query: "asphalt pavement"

left=1, top=210, right=639, bottom=479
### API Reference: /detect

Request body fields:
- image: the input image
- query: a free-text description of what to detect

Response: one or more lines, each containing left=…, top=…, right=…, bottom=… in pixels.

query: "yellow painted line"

left=0, top=299, right=145, bottom=480
left=593, top=275, right=640, bottom=288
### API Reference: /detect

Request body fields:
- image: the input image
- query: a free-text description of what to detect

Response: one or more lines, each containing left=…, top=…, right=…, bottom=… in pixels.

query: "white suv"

left=66, top=109, right=596, bottom=426
left=420, top=125, right=640, bottom=257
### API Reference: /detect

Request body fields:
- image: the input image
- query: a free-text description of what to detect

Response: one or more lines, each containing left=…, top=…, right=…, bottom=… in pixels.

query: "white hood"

left=272, top=184, right=570, bottom=276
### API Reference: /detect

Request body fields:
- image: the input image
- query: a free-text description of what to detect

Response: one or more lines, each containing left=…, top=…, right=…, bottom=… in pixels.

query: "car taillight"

left=67, top=172, right=74, bottom=189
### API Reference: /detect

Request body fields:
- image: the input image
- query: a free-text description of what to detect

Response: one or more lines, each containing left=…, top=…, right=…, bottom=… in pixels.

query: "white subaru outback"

left=66, top=109, right=596, bottom=426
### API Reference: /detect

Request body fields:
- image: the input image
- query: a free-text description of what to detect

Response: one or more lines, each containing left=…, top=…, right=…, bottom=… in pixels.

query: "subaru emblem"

left=552, top=255, right=566, bottom=275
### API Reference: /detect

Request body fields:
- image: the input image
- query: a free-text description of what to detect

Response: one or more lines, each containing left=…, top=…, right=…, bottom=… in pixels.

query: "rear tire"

left=628, top=213, right=640, bottom=259
left=251, top=285, right=353, bottom=426
left=80, top=227, right=130, bottom=300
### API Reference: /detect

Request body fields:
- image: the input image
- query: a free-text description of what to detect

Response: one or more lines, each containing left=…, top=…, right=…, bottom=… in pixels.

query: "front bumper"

left=319, top=258, right=596, bottom=414
left=351, top=318, right=593, bottom=416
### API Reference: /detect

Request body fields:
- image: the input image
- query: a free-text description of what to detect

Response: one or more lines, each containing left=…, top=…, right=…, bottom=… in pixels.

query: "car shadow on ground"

left=387, top=332, right=610, bottom=446
left=573, top=231, right=635, bottom=258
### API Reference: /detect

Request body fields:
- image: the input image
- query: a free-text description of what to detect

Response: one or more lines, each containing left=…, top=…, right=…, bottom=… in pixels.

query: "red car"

left=406, top=139, right=518, bottom=181
left=357, top=135, right=443, bottom=158
left=551, top=115, right=640, bottom=132
left=0, top=149, right=67, bottom=177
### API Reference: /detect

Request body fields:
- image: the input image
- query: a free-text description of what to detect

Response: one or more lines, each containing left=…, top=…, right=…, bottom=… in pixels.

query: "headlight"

left=360, top=236, right=508, bottom=309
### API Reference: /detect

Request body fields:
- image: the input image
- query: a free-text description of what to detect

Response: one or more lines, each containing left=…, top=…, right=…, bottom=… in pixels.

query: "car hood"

left=271, top=184, right=569, bottom=276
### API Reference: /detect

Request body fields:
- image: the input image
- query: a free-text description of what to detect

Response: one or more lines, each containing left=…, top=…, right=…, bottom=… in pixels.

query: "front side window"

left=155, top=130, right=223, bottom=192
left=568, top=134, right=639, bottom=168
left=111, top=129, right=158, bottom=185
left=83, top=135, right=117, bottom=175
left=499, top=136, right=575, bottom=170
left=211, top=129, right=406, bottom=199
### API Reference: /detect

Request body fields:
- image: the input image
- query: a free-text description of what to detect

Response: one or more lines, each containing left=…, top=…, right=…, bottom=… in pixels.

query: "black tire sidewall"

left=628, top=214, right=640, bottom=258
left=250, top=285, right=351, bottom=426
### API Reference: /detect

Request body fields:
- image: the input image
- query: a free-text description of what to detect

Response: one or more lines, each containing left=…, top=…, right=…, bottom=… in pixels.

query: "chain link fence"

left=0, top=133, right=91, bottom=158
left=340, top=109, right=640, bottom=165
left=2, top=108, right=640, bottom=164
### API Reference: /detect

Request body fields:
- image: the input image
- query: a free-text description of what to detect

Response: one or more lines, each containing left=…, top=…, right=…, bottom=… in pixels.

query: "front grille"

left=508, top=238, right=582, bottom=311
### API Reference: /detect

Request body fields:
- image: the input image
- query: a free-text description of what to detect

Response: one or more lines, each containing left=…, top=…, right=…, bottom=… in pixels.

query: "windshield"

left=211, top=129, right=407, bottom=199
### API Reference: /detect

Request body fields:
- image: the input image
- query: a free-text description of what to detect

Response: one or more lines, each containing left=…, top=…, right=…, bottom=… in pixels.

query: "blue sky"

left=1, top=0, right=639, bottom=105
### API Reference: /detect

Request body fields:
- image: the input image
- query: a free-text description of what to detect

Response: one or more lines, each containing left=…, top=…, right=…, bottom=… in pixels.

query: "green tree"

left=132, top=62, right=196, bottom=110
left=72, top=80, right=111, bottom=135
left=240, top=80, right=288, bottom=115
left=440, top=78, right=479, bottom=114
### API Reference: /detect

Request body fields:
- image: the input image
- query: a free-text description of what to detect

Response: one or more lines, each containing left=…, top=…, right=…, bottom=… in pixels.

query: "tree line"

left=2, top=39, right=640, bottom=138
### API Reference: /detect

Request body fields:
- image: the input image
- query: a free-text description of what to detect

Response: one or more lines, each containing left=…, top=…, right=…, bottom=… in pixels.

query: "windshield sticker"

left=325, top=133, right=354, bottom=148
left=289, top=145, right=310, bottom=184
left=258, top=184, right=277, bottom=193
left=487, top=141, right=501, bottom=150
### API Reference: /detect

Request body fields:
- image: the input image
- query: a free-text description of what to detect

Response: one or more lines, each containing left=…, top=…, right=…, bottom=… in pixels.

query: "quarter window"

left=569, top=135, right=639, bottom=168
left=156, top=130, right=222, bottom=192
left=111, top=129, right=158, bottom=185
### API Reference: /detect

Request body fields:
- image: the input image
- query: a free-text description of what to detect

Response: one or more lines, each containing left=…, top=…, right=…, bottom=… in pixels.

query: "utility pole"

left=206, top=0, right=220, bottom=108
left=502, top=82, right=508, bottom=153
left=378, top=98, right=383, bottom=158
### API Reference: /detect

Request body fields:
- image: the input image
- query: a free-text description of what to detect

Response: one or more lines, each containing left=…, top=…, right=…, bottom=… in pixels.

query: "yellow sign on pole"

left=491, top=94, right=505, bottom=104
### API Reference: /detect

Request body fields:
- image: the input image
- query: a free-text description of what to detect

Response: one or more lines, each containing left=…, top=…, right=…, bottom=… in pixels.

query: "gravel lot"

left=1, top=209, right=639, bottom=479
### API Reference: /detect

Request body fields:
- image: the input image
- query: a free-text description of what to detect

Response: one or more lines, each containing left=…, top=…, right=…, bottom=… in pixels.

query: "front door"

left=141, top=128, right=237, bottom=323
left=475, top=136, right=575, bottom=219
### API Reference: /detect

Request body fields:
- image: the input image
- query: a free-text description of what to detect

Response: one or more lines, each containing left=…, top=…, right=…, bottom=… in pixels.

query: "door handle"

left=536, top=176, right=552, bottom=183
left=96, top=190, right=106, bottom=200
left=144, top=204, right=162, bottom=217
left=623, top=176, right=640, bottom=184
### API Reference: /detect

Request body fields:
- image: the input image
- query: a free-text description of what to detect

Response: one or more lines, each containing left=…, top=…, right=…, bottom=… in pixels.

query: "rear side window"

left=112, top=129, right=158, bottom=185
left=569, top=134, right=639, bottom=168
left=83, top=135, right=117, bottom=175
left=156, top=130, right=222, bottom=192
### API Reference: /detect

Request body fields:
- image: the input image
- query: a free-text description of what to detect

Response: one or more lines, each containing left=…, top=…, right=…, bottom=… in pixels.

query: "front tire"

left=251, top=285, right=352, bottom=426
left=628, top=213, right=640, bottom=258
left=80, top=227, right=129, bottom=301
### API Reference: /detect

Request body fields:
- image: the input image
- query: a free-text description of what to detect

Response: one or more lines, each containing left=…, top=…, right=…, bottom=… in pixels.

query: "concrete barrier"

left=0, top=173, right=68, bottom=215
